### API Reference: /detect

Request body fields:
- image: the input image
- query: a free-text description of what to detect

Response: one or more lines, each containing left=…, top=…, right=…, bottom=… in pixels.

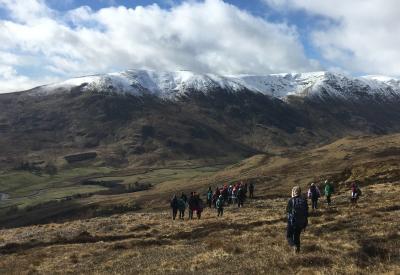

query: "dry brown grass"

left=1, top=135, right=400, bottom=274
left=0, top=181, right=399, bottom=274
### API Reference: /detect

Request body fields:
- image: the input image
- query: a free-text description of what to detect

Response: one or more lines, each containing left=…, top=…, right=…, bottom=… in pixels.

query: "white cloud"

left=0, top=0, right=51, bottom=23
left=263, top=0, right=400, bottom=77
left=0, top=65, right=57, bottom=91
left=0, top=0, right=318, bottom=93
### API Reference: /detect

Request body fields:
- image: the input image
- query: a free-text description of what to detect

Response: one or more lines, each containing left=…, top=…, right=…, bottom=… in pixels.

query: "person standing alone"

left=286, top=186, right=308, bottom=253
left=249, top=182, right=255, bottom=199
left=324, top=180, right=334, bottom=206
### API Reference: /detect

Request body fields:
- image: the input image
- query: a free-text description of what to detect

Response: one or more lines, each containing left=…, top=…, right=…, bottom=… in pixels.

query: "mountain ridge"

left=21, top=69, right=400, bottom=101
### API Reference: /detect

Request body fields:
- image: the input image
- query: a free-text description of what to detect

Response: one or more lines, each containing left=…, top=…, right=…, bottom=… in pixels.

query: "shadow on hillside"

left=171, top=218, right=283, bottom=240
left=288, top=255, right=333, bottom=268
left=351, top=233, right=400, bottom=267
left=0, top=198, right=141, bottom=229
left=0, top=230, right=170, bottom=255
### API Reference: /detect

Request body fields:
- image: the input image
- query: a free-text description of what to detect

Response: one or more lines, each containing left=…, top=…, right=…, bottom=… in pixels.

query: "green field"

left=0, top=167, right=114, bottom=209
left=91, top=165, right=224, bottom=187
left=0, top=162, right=229, bottom=227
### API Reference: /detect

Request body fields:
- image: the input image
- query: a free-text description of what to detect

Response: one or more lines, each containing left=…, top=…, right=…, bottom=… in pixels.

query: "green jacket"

left=324, top=183, right=334, bottom=196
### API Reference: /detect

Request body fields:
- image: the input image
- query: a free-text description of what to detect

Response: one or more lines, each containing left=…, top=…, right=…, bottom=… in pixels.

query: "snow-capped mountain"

left=3, top=68, right=400, bottom=172
left=30, top=69, right=400, bottom=101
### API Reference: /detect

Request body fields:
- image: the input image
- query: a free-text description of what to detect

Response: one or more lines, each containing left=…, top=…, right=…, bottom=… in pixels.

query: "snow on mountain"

left=31, top=69, right=400, bottom=101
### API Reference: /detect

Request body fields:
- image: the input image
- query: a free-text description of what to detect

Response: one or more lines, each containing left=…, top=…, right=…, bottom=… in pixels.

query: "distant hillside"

left=2, top=70, right=400, bottom=170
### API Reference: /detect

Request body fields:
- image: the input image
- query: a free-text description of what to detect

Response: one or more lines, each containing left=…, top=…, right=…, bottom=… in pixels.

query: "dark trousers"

left=311, top=198, right=318, bottom=210
left=217, top=208, right=223, bottom=216
left=172, top=208, right=178, bottom=220
left=238, top=199, right=244, bottom=207
left=179, top=209, right=185, bottom=219
left=287, top=223, right=302, bottom=250
left=249, top=190, right=254, bottom=198
left=189, top=209, right=193, bottom=219
left=326, top=195, right=331, bottom=205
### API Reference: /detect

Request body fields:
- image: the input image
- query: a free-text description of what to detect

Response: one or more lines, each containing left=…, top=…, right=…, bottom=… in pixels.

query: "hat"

left=310, top=182, right=315, bottom=186
left=325, top=180, right=328, bottom=184
left=292, top=186, right=301, bottom=197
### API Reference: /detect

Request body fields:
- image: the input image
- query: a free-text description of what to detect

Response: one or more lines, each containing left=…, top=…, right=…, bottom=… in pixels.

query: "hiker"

left=350, top=181, right=362, bottom=207
left=181, top=192, right=187, bottom=203
left=232, top=185, right=238, bottom=204
left=228, top=185, right=233, bottom=204
left=307, top=183, right=321, bottom=210
left=237, top=187, right=245, bottom=208
left=216, top=195, right=224, bottom=217
left=177, top=197, right=186, bottom=220
left=286, top=186, right=308, bottom=253
left=170, top=194, right=179, bottom=220
left=188, top=192, right=196, bottom=219
left=324, top=180, right=334, bottom=206
left=212, top=189, right=219, bottom=208
left=207, top=187, right=213, bottom=208
left=222, top=185, right=229, bottom=203
left=195, top=193, right=204, bottom=219
left=249, top=182, right=255, bottom=199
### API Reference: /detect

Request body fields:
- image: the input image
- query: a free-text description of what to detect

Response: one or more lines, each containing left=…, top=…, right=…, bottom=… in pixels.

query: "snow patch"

left=28, top=69, right=400, bottom=100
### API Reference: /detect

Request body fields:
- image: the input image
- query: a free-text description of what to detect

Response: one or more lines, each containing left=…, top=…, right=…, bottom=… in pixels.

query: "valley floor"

left=0, top=181, right=399, bottom=274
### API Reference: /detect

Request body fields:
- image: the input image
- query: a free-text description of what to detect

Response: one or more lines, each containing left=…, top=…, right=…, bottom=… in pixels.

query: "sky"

left=1, top=0, right=400, bottom=92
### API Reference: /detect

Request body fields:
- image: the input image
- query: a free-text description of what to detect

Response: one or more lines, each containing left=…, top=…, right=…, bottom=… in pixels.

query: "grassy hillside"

left=0, top=134, right=399, bottom=273
left=2, top=133, right=400, bottom=228
left=0, top=181, right=398, bottom=274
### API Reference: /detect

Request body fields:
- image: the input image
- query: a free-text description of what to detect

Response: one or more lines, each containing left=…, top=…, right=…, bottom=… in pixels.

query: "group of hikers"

left=305, top=180, right=362, bottom=211
left=170, top=179, right=362, bottom=254
left=170, top=181, right=255, bottom=220
left=287, top=180, right=362, bottom=253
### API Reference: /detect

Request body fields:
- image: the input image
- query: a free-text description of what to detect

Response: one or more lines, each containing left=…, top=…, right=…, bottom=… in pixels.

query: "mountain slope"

left=2, top=69, right=400, bottom=171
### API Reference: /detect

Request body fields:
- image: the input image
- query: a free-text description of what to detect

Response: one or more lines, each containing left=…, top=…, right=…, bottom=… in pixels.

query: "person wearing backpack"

left=216, top=195, right=224, bottom=217
left=170, top=194, right=179, bottom=220
left=188, top=192, right=196, bottom=220
left=249, top=182, right=255, bottom=199
left=324, top=180, right=334, bottom=206
left=237, top=187, right=245, bottom=208
left=307, top=183, right=321, bottom=210
left=350, top=181, right=362, bottom=207
left=181, top=192, right=187, bottom=204
left=286, top=186, right=308, bottom=253
left=207, top=187, right=213, bottom=208
left=177, top=198, right=186, bottom=220
left=196, top=193, right=204, bottom=219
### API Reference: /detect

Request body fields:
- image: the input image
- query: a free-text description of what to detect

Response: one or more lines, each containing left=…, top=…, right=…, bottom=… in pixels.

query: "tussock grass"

left=0, top=182, right=399, bottom=274
left=1, top=135, right=400, bottom=273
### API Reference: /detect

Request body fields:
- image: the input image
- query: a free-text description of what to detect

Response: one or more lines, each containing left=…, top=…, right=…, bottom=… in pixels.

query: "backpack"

left=288, top=197, right=307, bottom=229
left=216, top=198, right=223, bottom=208
left=177, top=199, right=186, bottom=210
left=309, top=186, right=319, bottom=199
